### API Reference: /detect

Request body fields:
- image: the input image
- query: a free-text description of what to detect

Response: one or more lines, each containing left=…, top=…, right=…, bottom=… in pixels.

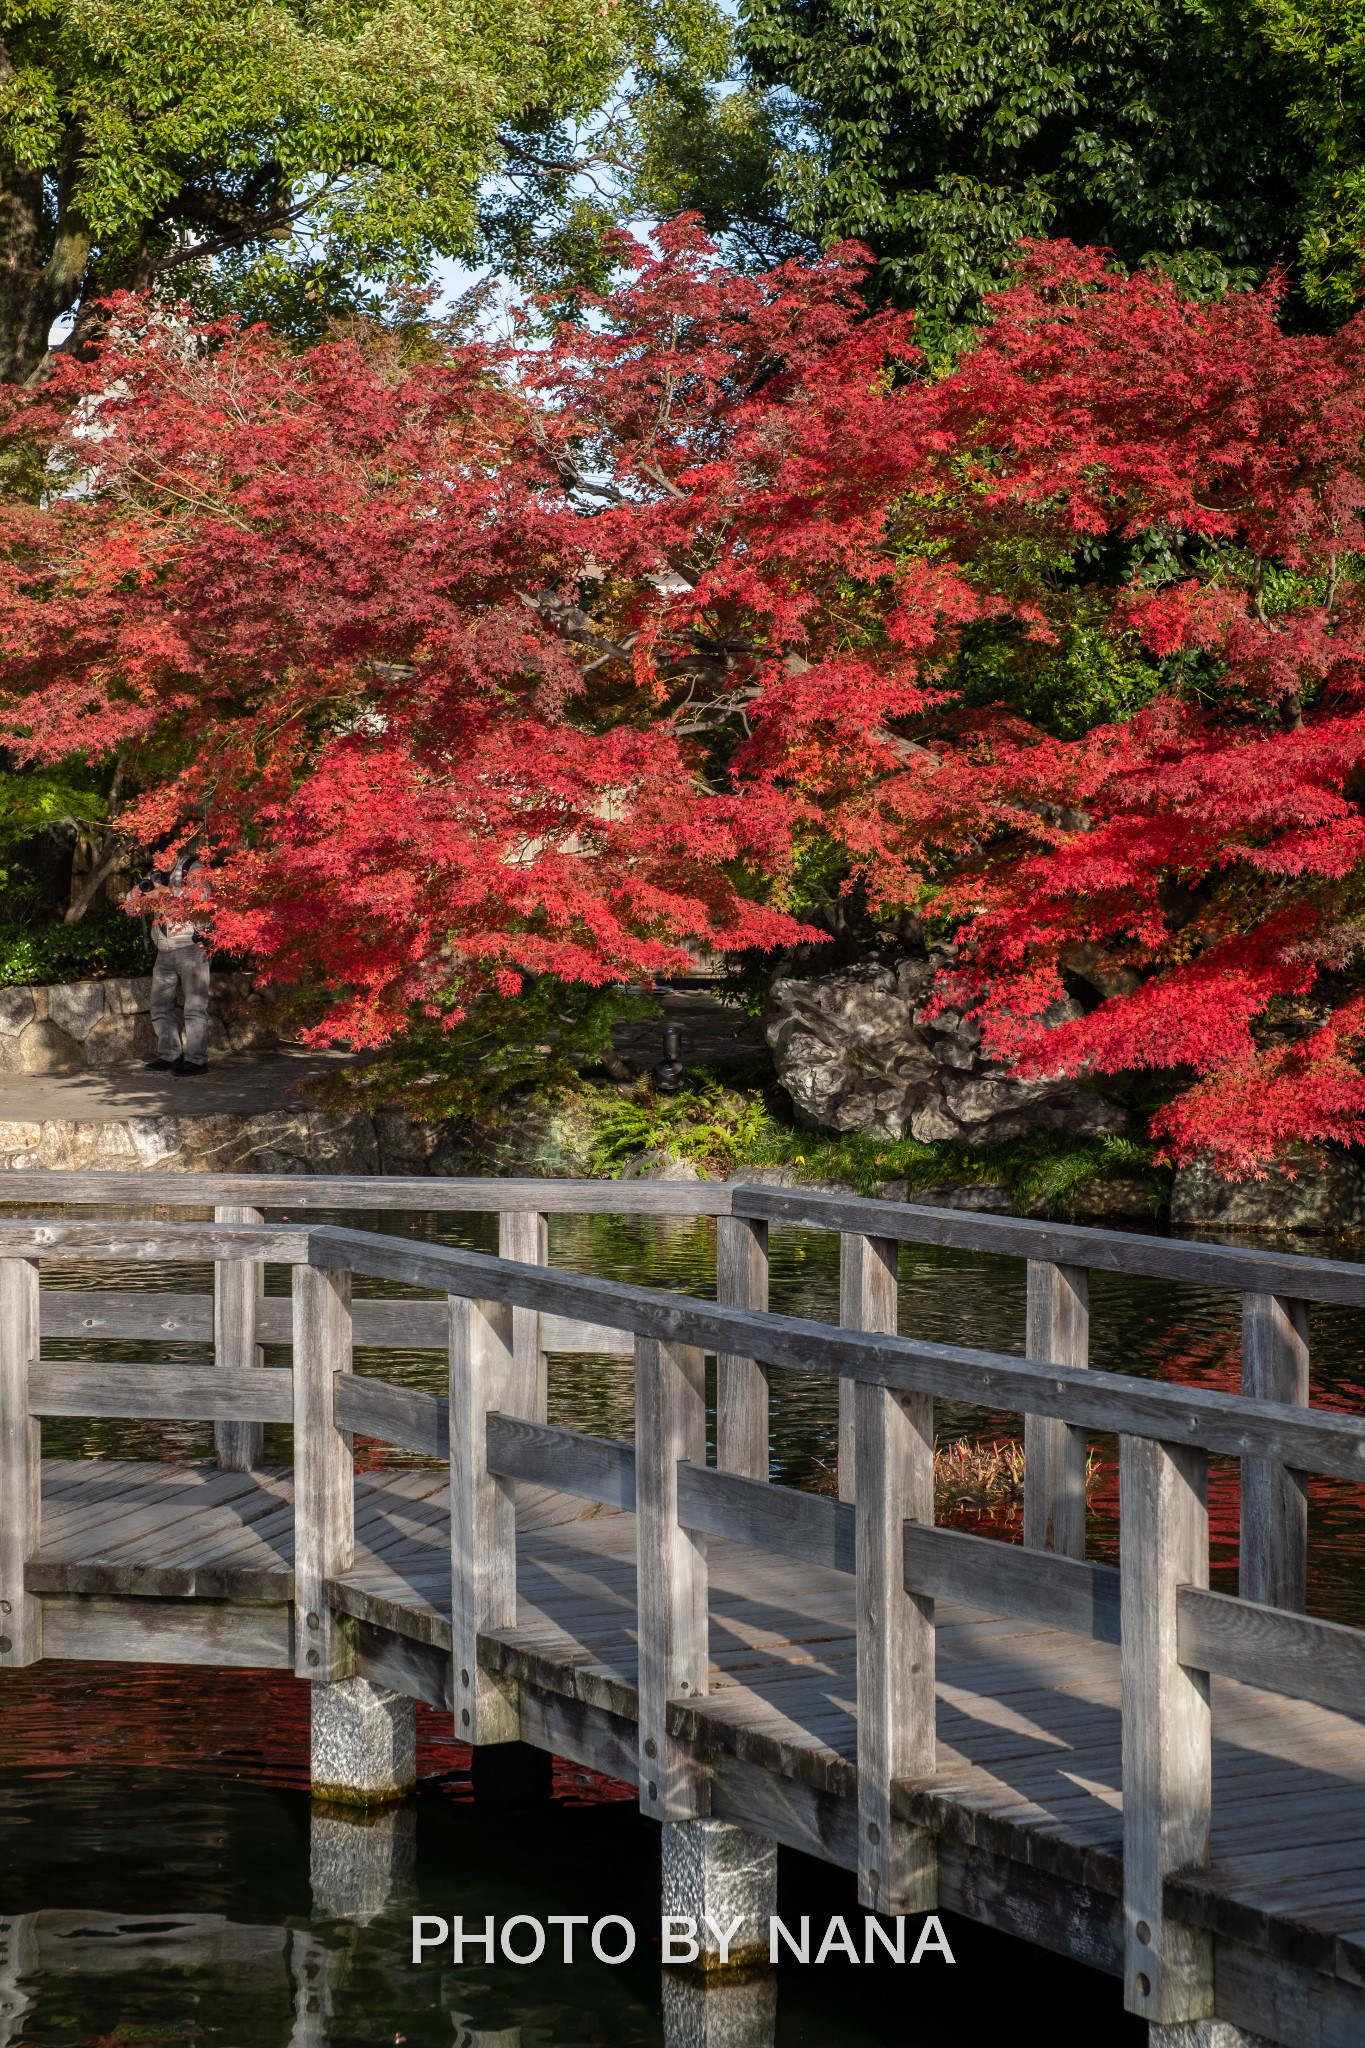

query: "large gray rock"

left=16, top=1018, right=82, bottom=1072
left=0, top=986, right=35, bottom=1035
left=82, top=1011, right=157, bottom=1065
left=766, top=958, right=1126, bottom=1145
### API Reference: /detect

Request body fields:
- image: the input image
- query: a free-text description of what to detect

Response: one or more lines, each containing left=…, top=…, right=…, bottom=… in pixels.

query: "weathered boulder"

left=16, top=1019, right=82, bottom=1072
left=0, top=986, right=34, bottom=1035
left=81, top=1011, right=157, bottom=1065
left=47, top=979, right=106, bottom=1042
left=765, top=959, right=1126, bottom=1145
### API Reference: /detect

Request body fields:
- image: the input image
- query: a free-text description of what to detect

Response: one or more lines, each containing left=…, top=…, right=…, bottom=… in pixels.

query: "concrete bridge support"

left=661, top=1819, right=778, bottom=1971
left=311, top=1676, right=416, bottom=1805
left=309, top=1676, right=418, bottom=1923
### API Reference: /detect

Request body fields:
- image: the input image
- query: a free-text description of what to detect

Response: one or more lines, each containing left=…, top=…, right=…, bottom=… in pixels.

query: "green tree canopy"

left=728, top=0, right=1312, bottom=351
left=1233, top=0, right=1365, bottom=318
left=0, top=0, right=723, bottom=379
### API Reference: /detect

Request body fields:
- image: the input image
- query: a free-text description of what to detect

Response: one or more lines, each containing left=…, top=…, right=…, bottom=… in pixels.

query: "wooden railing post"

left=1024, top=1260, right=1090, bottom=1557
left=292, top=1263, right=355, bottom=1683
left=715, top=1214, right=769, bottom=1479
left=1120, top=1434, right=1213, bottom=2024
left=635, top=1334, right=709, bottom=1822
left=215, top=1203, right=264, bottom=1470
left=0, top=1258, right=40, bottom=1668
left=499, top=1210, right=549, bottom=1424
left=1241, top=1293, right=1309, bottom=1611
left=838, top=1232, right=899, bottom=1501
left=449, top=1293, right=522, bottom=1745
left=856, top=1350, right=937, bottom=1914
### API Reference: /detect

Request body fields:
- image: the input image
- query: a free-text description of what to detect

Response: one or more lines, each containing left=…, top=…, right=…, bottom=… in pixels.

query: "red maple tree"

left=0, top=225, right=975, bottom=1047
left=901, top=246, right=1365, bottom=1175
left=2, top=226, right=1365, bottom=1172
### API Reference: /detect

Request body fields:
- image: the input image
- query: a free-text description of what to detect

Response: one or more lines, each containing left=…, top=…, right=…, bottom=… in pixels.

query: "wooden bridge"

left=4, top=1170, right=1365, bottom=2045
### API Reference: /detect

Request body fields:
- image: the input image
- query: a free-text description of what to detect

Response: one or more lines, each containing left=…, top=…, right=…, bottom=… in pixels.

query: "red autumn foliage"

left=905, top=246, right=1365, bottom=1174
left=2, top=224, right=1365, bottom=1172
left=0, top=224, right=963, bottom=1044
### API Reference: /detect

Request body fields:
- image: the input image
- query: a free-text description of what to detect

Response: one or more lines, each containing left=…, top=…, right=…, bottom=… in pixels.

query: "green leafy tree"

left=1231, top=0, right=1365, bottom=317
left=0, top=0, right=722, bottom=380
left=731, top=0, right=1311, bottom=351
left=627, top=81, right=810, bottom=270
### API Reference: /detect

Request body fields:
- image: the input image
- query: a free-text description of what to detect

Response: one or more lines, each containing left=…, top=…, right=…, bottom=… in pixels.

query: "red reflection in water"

left=0, top=1661, right=632, bottom=1804
left=1074, top=1320, right=1365, bottom=1625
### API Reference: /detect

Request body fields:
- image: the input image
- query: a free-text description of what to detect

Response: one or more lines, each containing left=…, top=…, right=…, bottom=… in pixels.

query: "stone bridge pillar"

left=309, top=1676, right=418, bottom=1923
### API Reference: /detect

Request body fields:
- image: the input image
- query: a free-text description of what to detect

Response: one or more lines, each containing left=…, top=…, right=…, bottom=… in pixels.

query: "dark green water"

left=5, top=1202, right=1362, bottom=2043
left=0, top=1754, right=1142, bottom=2047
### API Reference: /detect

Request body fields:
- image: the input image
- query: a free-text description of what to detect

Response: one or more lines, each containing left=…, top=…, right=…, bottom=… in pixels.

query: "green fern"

left=588, top=1077, right=778, bottom=1177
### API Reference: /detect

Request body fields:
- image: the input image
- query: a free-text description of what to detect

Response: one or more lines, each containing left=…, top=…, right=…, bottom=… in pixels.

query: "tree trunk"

left=0, top=124, right=91, bottom=385
left=65, top=758, right=127, bottom=924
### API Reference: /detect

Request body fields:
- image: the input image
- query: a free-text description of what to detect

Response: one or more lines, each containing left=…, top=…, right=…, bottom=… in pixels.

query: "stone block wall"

left=0, top=969, right=275, bottom=1073
left=0, top=1105, right=448, bottom=1176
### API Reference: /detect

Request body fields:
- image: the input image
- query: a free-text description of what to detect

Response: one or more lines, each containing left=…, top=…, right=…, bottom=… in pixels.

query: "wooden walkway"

left=9, top=1171, right=1365, bottom=2044
left=30, top=1454, right=1365, bottom=2033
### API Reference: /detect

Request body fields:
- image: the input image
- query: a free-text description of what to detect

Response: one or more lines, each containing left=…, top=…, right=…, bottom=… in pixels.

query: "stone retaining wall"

left=0, top=1106, right=451, bottom=1176
left=0, top=970, right=275, bottom=1073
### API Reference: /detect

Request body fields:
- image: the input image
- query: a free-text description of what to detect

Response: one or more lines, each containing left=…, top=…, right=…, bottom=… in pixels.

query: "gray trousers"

left=150, top=945, right=210, bottom=1063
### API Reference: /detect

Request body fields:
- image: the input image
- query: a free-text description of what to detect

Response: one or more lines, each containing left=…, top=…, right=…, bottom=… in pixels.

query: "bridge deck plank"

left=28, top=1457, right=1365, bottom=1974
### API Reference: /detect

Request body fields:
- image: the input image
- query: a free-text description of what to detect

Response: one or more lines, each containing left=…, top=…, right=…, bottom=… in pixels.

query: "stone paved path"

left=0, top=1047, right=360, bottom=1122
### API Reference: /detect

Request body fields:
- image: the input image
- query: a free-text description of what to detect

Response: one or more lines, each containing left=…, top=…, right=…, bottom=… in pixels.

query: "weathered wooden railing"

left=4, top=1173, right=1365, bottom=2033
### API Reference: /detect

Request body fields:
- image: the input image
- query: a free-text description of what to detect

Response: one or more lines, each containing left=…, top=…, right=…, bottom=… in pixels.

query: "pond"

left=5, top=1199, right=1362, bottom=2044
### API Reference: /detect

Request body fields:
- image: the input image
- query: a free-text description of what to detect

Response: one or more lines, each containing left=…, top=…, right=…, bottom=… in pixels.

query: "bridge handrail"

left=3, top=1217, right=1361, bottom=1478
left=3, top=1165, right=1365, bottom=1305
left=0, top=1169, right=732, bottom=1215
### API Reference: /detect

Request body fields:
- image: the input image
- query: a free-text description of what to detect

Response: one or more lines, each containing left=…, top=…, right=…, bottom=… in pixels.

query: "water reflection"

left=0, top=1770, right=1138, bottom=2046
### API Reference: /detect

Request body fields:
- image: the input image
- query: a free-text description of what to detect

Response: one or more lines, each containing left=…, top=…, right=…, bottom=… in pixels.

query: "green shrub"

left=0, top=909, right=150, bottom=987
left=323, top=979, right=663, bottom=1127
left=734, top=1122, right=1168, bottom=1213
left=568, top=1068, right=1168, bottom=1212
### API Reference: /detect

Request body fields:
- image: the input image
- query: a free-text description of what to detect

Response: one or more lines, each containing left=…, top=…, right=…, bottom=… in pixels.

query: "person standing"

left=128, top=846, right=212, bottom=1075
